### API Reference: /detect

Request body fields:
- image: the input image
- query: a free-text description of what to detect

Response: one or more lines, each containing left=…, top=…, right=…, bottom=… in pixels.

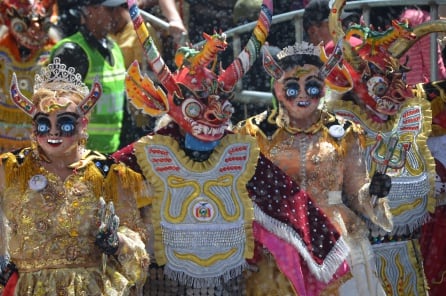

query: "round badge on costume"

left=328, top=124, right=345, bottom=139
left=192, top=200, right=215, bottom=222
left=29, top=174, right=48, bottom=191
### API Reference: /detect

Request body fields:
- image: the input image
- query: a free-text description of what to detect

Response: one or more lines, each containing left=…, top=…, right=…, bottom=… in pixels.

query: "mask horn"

left=10, top=73, right=36, bottom=117
left=127, top=0, right=181, bottom=96
left=77, top=77, right=102, bottom=116
left=262, top=44, right=284, bottom=80
left=218, top=0, right=273, bottom=91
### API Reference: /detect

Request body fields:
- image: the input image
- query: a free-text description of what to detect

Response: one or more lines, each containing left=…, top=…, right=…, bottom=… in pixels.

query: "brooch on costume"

left=328, top=124, right=345, bottom=139
left=29, top=174, right=48, bottom=191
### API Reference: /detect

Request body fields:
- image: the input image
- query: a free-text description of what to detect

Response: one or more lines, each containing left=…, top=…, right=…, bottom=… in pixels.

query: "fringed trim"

left=254, top=204, right=350, bottom=283
left=369, top=209, right=431, bottom=236
left=2, top=150, right=37, bottom=192
left=164, top=261, right=247, bottom=288
left=134, top=134, right=259, bottom=265
left=83, top=163, right=107, bottom=201
left=104, top=163, right=150, bottom=208
left=414, top=96, right=436, bottom=213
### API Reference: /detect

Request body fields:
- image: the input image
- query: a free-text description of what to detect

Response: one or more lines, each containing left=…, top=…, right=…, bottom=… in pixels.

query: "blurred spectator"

left=368, top=6, right=404, bottom=30
left=50, top=0, right=127, bottom=153
left=0, top=0, right=57, bottom=152
left=399, top=6, right=446, bottom=85
left=109, top=3, right=157, bottom=146
left=303, top=0, right=360, bottom=46
left=55, top=0, right=82, bottom=38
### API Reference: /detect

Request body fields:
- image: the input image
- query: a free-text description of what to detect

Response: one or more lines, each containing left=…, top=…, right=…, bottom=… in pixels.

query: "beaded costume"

left=0, top=56, right=150, bottom=295
left=325, top=0, right=446, bottom=294
left=0, top=0, right=56, bottom=152
left=0, top=148, right=149, bottom=295
left=237, top=109, right=392, bottom=295
left=112, top=0, right=351, bottom=294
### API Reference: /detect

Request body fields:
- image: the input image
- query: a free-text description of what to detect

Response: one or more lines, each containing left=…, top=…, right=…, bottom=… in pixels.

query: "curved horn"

left=389, top=19, right=446, bottom=58
left=10, top=73, right=36, bottom=117
left=262, top=44, right=283, bottom=80
left=218, top=0, right=273, bottom=91
left=77, top=77, right=102, bottom=116
left=127, top=0, right=181, bottom=96
left=328, top=0, right=364, bottom=72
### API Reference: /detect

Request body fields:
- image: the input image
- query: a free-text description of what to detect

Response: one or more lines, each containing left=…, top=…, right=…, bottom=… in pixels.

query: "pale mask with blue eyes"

left=34, top=112, right=80, bottom=138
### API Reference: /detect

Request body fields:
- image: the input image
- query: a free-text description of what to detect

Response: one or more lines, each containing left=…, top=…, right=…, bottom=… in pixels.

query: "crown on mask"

left=277, top=41, right=321, bottom=60
left=34, top=57, right=90, bottom=97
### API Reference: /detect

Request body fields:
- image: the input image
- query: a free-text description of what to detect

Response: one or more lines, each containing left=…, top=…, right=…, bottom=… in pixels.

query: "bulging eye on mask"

left=283, top=79, right=323, bottom=101
left=34, top=112, right=80, bottom=137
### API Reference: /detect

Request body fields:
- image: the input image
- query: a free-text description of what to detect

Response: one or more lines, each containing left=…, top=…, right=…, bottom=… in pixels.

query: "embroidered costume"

left=112, top=0, right=350, bottom=294
left=235, top=41, right=392, bottom=295
left=0, top=57, right=150, bottom=295
left=0, top=149, right=148, bottom=295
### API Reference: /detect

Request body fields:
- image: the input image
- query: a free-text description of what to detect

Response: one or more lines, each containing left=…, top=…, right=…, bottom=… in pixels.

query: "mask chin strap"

left=185, top=133, right=220, bottom=151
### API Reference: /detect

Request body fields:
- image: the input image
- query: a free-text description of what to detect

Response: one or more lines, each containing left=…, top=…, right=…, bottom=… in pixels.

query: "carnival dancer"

left=235, top=41, right=393, bottom=295
left=0, top=58, right=149, bottom=295
left=325, top=0, right=446, bottom=294
left=0, top=0, right=57, bottom=152
left=111, top=0, right=351, bottom=295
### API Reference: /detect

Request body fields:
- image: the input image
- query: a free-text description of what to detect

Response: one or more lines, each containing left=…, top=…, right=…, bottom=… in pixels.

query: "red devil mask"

left=125, top=0, right=273, bottom=145
left=326, top=0, right=431, bottom=117
left=0, top=0, right=55, bottom=50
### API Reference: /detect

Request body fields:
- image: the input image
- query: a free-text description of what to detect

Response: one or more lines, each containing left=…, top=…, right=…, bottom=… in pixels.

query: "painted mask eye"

left=34, top=114, right=51, bottom=136
left=57, top=113, right=79, bottom=137
left=184, top=100, right=201, bottom=118
left=367, top=76, right=388, bottom=97
left=305, top=82, right=323, bottom=98
left=11, top=18, right=27, bottom=33
left=284, top=81, right=300, bottom=100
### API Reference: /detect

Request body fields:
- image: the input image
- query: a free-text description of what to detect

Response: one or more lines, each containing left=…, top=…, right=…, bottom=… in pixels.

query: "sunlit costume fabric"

left=112, top=0, right=351, bottom=294
left=0, top=0, right=56, bottom=152
left=1, top=149, right=149, bottom=295
left=0, top=58, right=150, bottom=295
left=236, top=40, right=392, bottom=295
left=325, top=0, right=446, bottom=294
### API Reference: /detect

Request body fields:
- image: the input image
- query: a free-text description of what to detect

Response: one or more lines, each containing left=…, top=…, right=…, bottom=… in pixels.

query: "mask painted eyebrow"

left=33, top=111, right=80, bottom=120
left=57, top=112, right=80, bottom=120
left=283, top=74, right=323, bottom=83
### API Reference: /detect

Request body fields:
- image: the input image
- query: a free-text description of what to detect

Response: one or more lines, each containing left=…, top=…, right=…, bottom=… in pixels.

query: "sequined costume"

left=115, top=0, right=351, bottom=294
left=325, top=0, right=443, bottom=294
left=113, top=121, right=350, bottom=295
left=0, top=148, right=149, bottom=295
left=0, top=0, right=56, bottom=152
left=236, top=109, right=392, bottom=296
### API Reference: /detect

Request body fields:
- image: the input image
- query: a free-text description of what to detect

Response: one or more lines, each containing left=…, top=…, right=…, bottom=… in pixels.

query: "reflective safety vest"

left=51, top=32, right=125, bottom=153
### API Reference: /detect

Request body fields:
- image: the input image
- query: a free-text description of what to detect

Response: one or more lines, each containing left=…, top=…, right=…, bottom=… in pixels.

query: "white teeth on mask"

left=191, top=122, right=226, bottom=137
left=48, top=139, right=62, bottom=144
left=297, top=101, right=311, bottom=107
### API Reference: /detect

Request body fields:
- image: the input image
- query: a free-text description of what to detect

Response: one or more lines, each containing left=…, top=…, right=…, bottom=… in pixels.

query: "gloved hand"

left=369, top=172, right=392, bottom=198
left=95, top=198, right=120, bottom=255
left=0, top=262, right=17, bottom=287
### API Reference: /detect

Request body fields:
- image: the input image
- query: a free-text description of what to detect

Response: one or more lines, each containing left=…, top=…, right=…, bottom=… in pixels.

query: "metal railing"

left=140, top=0, right=446, bottom=110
